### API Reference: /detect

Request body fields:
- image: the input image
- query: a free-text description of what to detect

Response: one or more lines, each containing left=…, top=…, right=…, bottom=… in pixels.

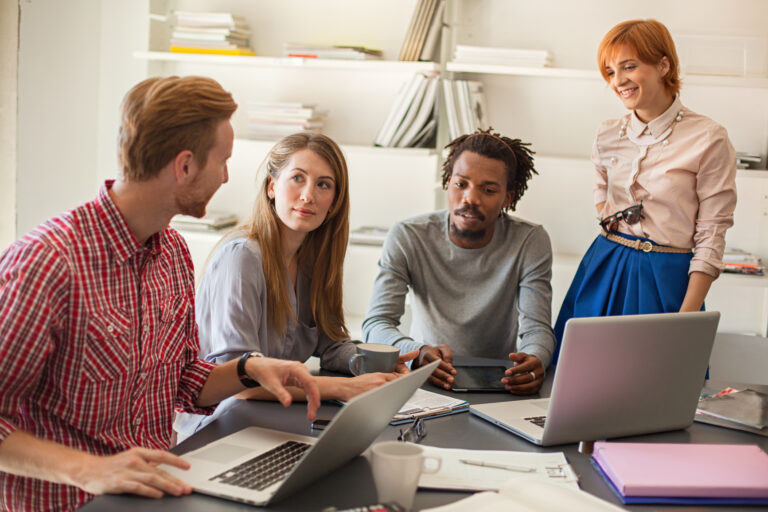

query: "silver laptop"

left=163, top=359, right=439, bottom=506
left=470, top=312, right=719, bottom=446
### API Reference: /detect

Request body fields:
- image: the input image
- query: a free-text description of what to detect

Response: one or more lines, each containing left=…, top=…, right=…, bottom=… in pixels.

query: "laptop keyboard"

left=209, top=440, right=311, bottom=491
left=525, top=415, right=547, bottom=428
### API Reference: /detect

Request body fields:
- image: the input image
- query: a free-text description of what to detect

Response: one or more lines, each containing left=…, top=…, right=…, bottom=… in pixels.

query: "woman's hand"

left=334, top=373, right=399, bottom=402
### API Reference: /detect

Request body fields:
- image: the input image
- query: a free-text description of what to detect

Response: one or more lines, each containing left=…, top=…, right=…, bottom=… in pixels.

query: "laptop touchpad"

left=191, top=443, right=247, bottom=464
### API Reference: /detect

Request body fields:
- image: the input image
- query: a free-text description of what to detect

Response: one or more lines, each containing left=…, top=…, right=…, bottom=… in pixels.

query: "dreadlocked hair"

left=441, top=127, right=537, bottom=212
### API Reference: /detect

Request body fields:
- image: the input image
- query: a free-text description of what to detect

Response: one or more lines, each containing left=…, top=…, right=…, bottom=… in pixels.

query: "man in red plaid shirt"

left=0, top=76, right=320, bottom=512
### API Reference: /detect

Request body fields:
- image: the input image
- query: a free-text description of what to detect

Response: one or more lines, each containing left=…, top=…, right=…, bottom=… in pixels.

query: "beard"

left=174, top=179, right=210, bottom=218
left=449, top=205, right=487, bottom=241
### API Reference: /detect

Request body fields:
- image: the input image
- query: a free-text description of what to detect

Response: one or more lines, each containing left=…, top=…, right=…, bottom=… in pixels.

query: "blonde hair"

left=239, top=133, right=350, bottom=340
left=118, top=76, right=237, bottom=181
left=597, top=19, right=681, bottom=96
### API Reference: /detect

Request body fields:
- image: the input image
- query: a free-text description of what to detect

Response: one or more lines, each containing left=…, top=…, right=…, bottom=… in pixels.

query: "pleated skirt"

left=552, top=232, right=694, bottom=366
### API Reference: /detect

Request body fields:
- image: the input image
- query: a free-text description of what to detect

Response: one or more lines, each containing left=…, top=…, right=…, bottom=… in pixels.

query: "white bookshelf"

left=446, top=62, right=768, bottom=88
left=135, top=51, right=440, bottom=73
left=137, top=0, right=768, bottom=336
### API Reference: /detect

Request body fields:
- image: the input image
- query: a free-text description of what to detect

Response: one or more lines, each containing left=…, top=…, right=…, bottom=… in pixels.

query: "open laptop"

left=162, top=359, right=439, bottom=506
left=470, top=312, right=719, bottom=446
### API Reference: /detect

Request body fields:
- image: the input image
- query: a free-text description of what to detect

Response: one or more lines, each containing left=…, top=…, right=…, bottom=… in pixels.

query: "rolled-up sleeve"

left=314, top=335, right=358, bottom=374
left=690, top=127, right=737, bottom=277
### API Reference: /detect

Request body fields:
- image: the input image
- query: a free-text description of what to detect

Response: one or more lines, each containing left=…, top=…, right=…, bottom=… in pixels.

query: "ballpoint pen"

left=459, top=459, right=536, bottom=473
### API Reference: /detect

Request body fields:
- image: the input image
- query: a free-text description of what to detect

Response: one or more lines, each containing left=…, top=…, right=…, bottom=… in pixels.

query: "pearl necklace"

left=619, top=110, right=683, bottom=147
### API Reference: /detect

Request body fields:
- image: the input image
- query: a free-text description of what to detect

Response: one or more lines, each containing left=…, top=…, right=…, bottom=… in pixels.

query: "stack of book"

left=736, top=151, right=766, bottom=169
left=398, top=0, right=445, bottom=61
left=374, top=73, right=438, bottom=148
left=453, top=45, right=553, bottom=67
left=442, top=79, right=488, bottom=140
left=283, top=43, right=382, bottom=60
left=722, top=248, right=764, bottom=275
left=171, top=11, right=255, bottom=56
left=246, top=101, right=325, bottom=141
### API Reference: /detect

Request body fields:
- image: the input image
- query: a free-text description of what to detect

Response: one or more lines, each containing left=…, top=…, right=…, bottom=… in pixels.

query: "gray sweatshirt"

left=362, top=210, right=555, bottom=367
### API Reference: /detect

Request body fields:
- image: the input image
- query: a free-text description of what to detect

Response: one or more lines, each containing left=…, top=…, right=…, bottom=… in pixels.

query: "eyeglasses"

left=397, top=418, right=426, bottom=443
left=599, top=203, right=644, bottom=232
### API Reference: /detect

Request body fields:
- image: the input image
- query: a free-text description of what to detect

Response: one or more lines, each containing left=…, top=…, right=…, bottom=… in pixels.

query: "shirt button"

left=610, top=157, right=617, bottom=165
left=662, top=140, right=669, bottom=146
left=107, top=325, right=114, bottom=333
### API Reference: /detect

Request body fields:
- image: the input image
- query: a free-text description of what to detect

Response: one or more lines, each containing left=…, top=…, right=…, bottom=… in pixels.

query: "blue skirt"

left=552, top=232, right=695, bottom=366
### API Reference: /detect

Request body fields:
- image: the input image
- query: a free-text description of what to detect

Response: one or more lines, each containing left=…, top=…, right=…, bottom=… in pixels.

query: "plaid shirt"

left=0, top=182, right=216, bottom=512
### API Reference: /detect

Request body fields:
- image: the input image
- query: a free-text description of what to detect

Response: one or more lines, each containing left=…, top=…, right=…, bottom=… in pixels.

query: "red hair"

left=597, top=19, right=681, bottom=96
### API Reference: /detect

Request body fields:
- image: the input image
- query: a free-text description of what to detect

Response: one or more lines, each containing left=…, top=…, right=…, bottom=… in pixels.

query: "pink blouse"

left=592, top=95, right=737, bottom=277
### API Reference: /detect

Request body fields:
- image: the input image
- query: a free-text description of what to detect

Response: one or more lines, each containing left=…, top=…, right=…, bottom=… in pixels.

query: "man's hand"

left=503, top=352, right=544, bottom=395
left=246, top=357, right=321, bottom=420
left=74, top=448, right=193, bottom=499
left=413, top=345, right=455, bottom=390
left=394, top=349, right=419, bottom=374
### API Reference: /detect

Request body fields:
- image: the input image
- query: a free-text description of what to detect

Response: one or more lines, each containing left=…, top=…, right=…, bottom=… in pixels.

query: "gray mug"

left=349, top=343, right=400, bottom=375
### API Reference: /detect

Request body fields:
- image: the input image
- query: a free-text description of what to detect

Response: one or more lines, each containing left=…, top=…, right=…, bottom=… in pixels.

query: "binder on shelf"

left=591, top=441, right=768, bottom=505
left=398, top=0, right=442, bottom=62
left=442, top=79, right=488, bottom=139
left=374, top=73, right=427, bottom=147
left=419, top=0, right=445, bottom=62
left=395, top=76, right=439, bottom=148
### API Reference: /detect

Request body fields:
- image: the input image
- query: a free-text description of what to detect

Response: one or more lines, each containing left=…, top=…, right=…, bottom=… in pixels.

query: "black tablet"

left=450, top=365, right=507, bottom=392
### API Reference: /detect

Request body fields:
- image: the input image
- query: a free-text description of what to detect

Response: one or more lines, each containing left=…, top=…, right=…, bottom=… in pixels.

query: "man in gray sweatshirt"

left=362, top=129, right=555, bottom=394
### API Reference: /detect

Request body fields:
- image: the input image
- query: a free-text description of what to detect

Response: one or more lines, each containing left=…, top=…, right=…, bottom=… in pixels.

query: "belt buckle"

left=640, top=241, right=653, bottom=253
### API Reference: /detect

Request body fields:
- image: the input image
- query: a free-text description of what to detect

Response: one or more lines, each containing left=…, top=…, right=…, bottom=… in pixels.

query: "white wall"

left=17, top=0, right=101, bottom=237
left=0, top=0, right=18, bottom=248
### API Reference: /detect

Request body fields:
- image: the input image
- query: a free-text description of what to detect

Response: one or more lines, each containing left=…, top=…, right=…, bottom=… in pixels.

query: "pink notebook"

left=592, top=442, right=768, bottom=498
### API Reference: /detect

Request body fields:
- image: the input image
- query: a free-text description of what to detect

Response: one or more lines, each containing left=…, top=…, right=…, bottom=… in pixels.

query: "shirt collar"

left=95, top=180, right=164, bottom=265
left=627, top=95, right=682, bottom=139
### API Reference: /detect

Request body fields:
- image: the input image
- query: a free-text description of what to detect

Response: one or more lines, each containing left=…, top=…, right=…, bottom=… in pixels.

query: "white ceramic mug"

left=370, top=441, right=442, bottom=511
left=349, top=343, right=400, bottom=375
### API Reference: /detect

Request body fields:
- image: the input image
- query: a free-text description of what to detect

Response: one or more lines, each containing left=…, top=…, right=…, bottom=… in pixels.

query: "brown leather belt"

left=601, top=230, right=692, bottom=254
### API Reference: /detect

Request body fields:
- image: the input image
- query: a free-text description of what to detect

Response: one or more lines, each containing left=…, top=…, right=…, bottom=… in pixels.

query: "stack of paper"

left=591, top=441, right=768, bottom=505
left=422, top=477, right=623, bottom=512
left=417, top=446, right=578, bottom=492
left=283, top=43, right=382, bottom=60
left=722, top=248, right=764, bottom=275
left=374, top=73, right=438, bottom=148
left=246, top=101, right=326, bottom=141
left=391, top=389, right=468, bottom=425
left=442, top=79, right=488, bottom=140
left=453, top=45, right=553, bottom=67
left=171, top=11, right=254, bottom=56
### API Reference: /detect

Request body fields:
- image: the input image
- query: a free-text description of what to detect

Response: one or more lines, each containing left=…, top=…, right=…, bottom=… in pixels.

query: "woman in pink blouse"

left=552, top=19, right=737, bottom=364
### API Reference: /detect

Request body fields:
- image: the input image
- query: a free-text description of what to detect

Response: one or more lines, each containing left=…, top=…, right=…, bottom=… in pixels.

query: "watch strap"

left=237, top=352, right=262, bottom=388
